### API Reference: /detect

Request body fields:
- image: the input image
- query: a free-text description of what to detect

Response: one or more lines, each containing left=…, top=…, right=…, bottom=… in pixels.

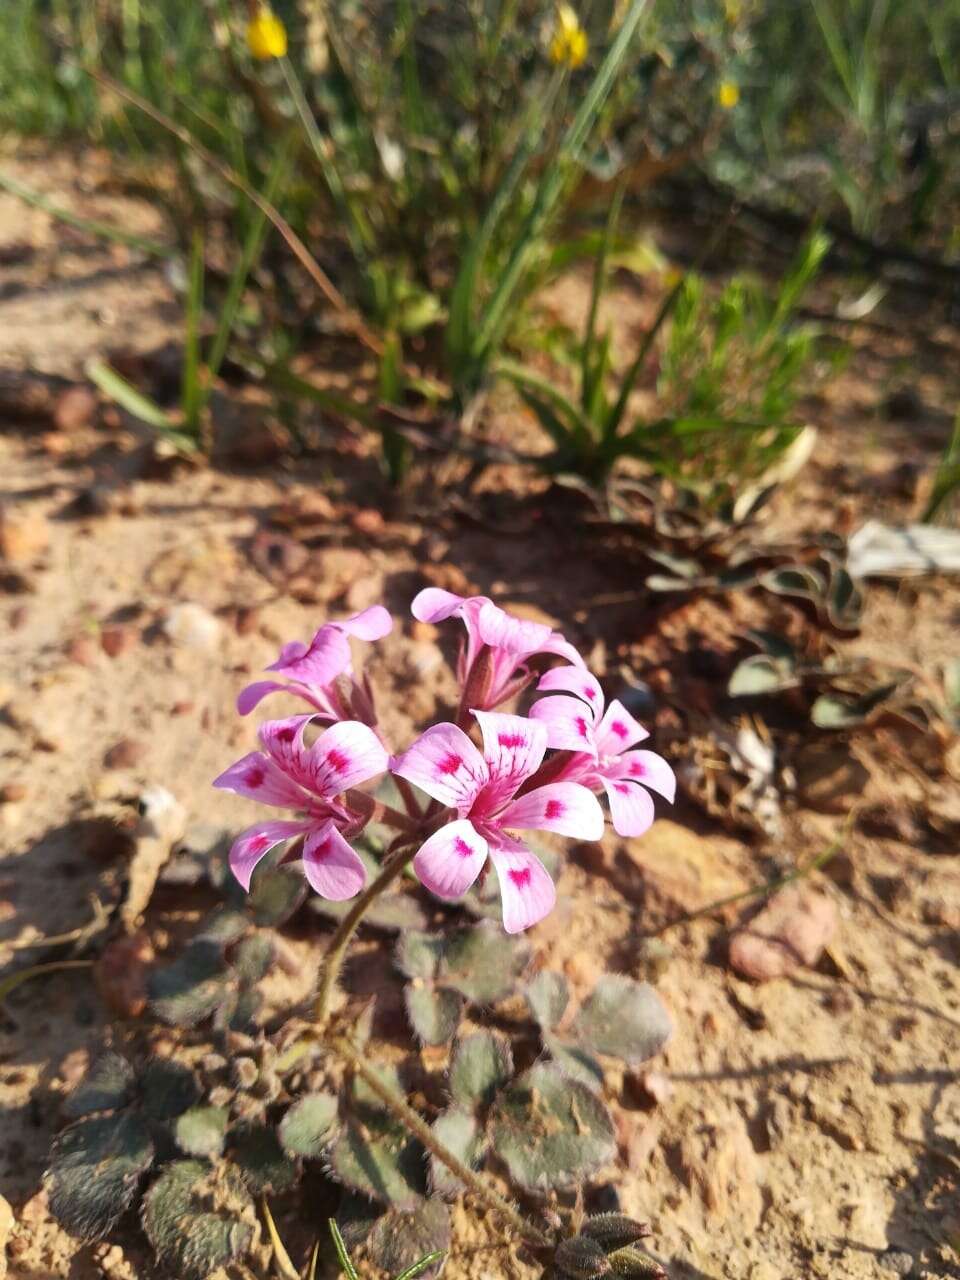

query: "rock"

left=100, top=624, right=138, bottom=657
left=0, top=1191, right=12, bottom=1276
left=163, top=602, right=222, bottom=651
left=419, top=562, right=474, bottom=597
left=729, top=887, right=838, bottom=981
left=0, top=505, right=49, bottom=564
left=0, top=783, right=26, bottom=804
left=351, top=507, right=386, bottom=537
left=103, top=738, right=146, bottom=770
left=250, top=528, right=308, bottom=582
left=65, top=633, right=98, bottom=666
left=120, top=786, right=186, bottom=929
left=671, top=1108, right=763, bottom=1228
left=879, top=1248, right=914, bottom=1276
left=794, top=743, right=870, bottom=815
left=95, top=930, right=154, bottom=1018
left=53, top=384, right=98, bottom=431
left=625, top=1069, right=672, bottom=1109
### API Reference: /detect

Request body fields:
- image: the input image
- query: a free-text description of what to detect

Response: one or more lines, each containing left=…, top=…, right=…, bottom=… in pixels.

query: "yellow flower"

left=718, top=80, right=740, bottom=109
left=549, top=5, right=588, bottom=70
left=247, top=5, right=287, bottom=60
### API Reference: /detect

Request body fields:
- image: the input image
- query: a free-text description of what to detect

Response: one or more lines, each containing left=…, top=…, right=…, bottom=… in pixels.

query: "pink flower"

left=236, top=606, right=392, bottom=718
left=392, top=710, right=603, bottom=933
left=530, top=668, right=675, bottom=837
left=411, top=588, right=584, bottom=710
left=213, top=715, right=388, bottom=899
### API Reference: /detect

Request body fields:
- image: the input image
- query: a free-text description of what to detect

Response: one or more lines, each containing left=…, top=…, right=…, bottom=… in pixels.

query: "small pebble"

left=103, top=738, right=146, bottom=770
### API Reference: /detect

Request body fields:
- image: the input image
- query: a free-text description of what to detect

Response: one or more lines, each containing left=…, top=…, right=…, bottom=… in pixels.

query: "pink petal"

left=267, top=623, right=352, bottom=688
left=473, top=710, right=547, bottom=788
left=301, top=821, right=367, bottom=899
left=392, top=722, right=488, bottom=810
left=236, top=679, right=337, bottom=718
left=339, top=606, right=393, bottom=641
left=258, top=714, right=318, bottom=791
left=304, top=720, right=390, bottom=796
left=611, top=750, right=676, bottom=803
left=536, top=666, right=603, bottom=706
left=213, top=751, right=308, bottom=809
left=413, top=819, right=488, bottom=900
left=477, top=601, right=552, bottom=655
left=529, top=694, right=598, bottom=753
left=229, top=820, right=310, bottom=891
left=539, top=633, right=588, bottom=668
left=595, top=699, right=649, bottom=755
left=487, top=836, right=557, bottom=934
left=501, top=781, right=605, bottom=840
left=411, top=588, right=469, bottom=623
left=603, top=778, right=655, bottom=838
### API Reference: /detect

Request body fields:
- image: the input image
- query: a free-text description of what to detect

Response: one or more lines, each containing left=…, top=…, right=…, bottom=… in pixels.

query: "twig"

left=0, top=960, right=94, bottom=1006
left=648, top=813, right=856, bottom=938
left=331, top=1034, right=550, bottom=1248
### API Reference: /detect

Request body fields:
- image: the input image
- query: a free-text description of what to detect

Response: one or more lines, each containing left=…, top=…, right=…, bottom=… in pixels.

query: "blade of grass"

left=0, top=171, right=172, bottom=257
left=0, top=960, right=93, bottom=1007
left=181, top=229, right=205, bottom=438
left=923, top=409, right=960, bottom=522
left=395, top=1252, right=445, bottom=1280
left=85, top=357, right=199, bottom=453
left=261, top=1199, right=299, bottom=1280
left=328, top=1220, right=361, bottom=1280
left=582, top=178, right=626, bottom=419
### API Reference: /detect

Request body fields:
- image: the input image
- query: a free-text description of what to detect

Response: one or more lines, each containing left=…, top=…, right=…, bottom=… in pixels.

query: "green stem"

left=332, top=1034, right=550, bottom=1248
left=314, top=841, right=419, bottom=1028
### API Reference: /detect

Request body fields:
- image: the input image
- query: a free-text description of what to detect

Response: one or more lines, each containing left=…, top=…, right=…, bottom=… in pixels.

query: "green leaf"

left=46, top=1113, right=154, bottom=1240
left=543, top=1033, right=604, bottom=1090
left=404, top=984, right=463, bottom=1046
left=572, top=976, right=673, bottom=1065
left=428, top=1109, right=484, bottom=1198
left=329, top=1217, right=361, bottom=1280
left=148, top=939, right=230, bottom=1028
left=395, top=931, right=445, bottom=982
left=525, top=971, right=570, bottom=1031
left=556, top=1235, right=612, bottom=1278
left=448, top=1032, right=513, bottom=1110
left=365, top=1202, right=450, bottom=1279
left=247, top=868, right=308, bottom=926
left=229, top=1122, right=298, bottom=1194
left=581, top=1215, right=652, bottom=1251
left=84, top=357, right=196, bottom=453
left=140, top=1058, right=201, bottom=1122
left=489, top=1062, right=616, bottom=1192
left=64, top=1052, right=135, bottom=1118
left=330, top=1070, right=426, bottom=1209
left=810, top=681, right=902, bottom=729
left=175, top=1107, right=229, bottom=1159
left=279, top=1093, right=339, bottom=1158
left=142, top=1161, right=255, bottom=1280
left=436, top=923, right=530, bottom=1003
left=233, top=933, right=274, bottom=985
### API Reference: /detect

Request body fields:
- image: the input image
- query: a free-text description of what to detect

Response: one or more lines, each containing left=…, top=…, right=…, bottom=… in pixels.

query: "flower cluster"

left=214, top=590, right=674, bottom=933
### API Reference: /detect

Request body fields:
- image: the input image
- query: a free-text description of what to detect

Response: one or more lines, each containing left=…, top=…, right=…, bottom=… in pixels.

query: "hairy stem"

left=332, top=1034, right=550, bottom=1248
left=314, top=841, right=418, bottom=1028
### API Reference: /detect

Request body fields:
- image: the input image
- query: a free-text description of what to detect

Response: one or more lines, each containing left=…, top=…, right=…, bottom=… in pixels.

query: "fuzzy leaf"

left=556, top=1236, right=612, bottom=1278
left=449, top=1032, right=513, bottom=1110
left=278, top=1093, right=338, bottom=1158
left=436, top=923, right=529, bottom=1003
left=404, top=984, right=463, bottom=1045
left=544, top=1033, right=604, bottom=1089
left=330, top=1069, right=425, bottom=1208
left=196, top=907, right=249, bottom=945
left=429, top=1109, right=484, bottom=1197
left=213, top=986, right=263, bottom=1034
left=142, top=1161, right=255, bottom=1280
left=827, top=565, right=863, bottom=629
left=175, top=1107, right=229, bottom=1158
left=230, top=1122, right=298, bottom=1194
left=489, top=1062, right=616, bottom=1192
left=247, top=868, right=307, bottom=926
left=140, top=1058, right=201, bottom=1121
left=312, top=891, right=429, bottom=933
left=233, top=933, right=274, bottom=984
left=46, top=1113, right=154, bottom=1240
left=810, top=682, right=901, bottom=729
left=366, top=1202, right=450, bottom=1279
left=525, top=970, right=570, bottom=1030
left=148, top=939, right=230, bottom=1028
left=395, top=931, right=445, bottom=981
left=760, top=565, right=826, bottom=601
left=608, top=1246, right=668, bottom=1277
left=572, top=976, right=673, bottom=1065
left=64, top=1052, right=135, bottom=1118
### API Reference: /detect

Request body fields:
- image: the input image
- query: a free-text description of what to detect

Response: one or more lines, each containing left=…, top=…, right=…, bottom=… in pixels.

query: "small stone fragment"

left=163, top=602, right=222, bottom=651
left=729, top=886, right=838, bottom=981
left=53, top=384, right=98, bottom=431
left=0, top=505, right=49, bottom=563
left=104, top=739, right=146, bottom=770
left=100, top=624, right=138, bottom=657
left=95, top=930, right=155, bottom=1018
left=0, top=783, right=26, bottom=804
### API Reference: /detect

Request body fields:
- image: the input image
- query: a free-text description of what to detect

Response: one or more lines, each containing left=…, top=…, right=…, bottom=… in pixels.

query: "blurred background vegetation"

left=1, top=0, right=958, bottom=501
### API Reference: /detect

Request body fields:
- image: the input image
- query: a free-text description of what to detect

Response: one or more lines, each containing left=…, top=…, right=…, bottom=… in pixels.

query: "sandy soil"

left=1, top=150, right=959, bottom=1280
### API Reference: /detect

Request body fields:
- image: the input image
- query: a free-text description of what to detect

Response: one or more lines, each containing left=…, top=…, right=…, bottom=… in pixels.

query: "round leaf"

left=278, top=1093, right=338, bottom=1158
left=404, top=984, right=463, bottom=1046
left=175, top=1107, right=229, bottom=1159
left=46, top=1113, right=154, bottom=1240
left=572, top=976, right=673, bottom=1065
left=64, top=1052, right=135, bottom=1118
left=449, top=1032, right=513, bottom=1110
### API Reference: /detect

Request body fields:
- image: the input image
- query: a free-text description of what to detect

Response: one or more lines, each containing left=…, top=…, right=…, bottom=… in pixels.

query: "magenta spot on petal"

left=277, top=726, right=296, bottom=743
left=248, top=835, right=270, bottom=852
left=497, top=732, right=526, bottom=749
left=575, top=716, right=589, bottom=738
left=326, top=749, right=350, bottom=772
left=584, top=686, right=596, bottom=701
left=508, top=867, right=532, bottom=889
left=610, top=720, right=629, bottom=740
left=545, top=799, right=564, bottom=820
left=437, top=752, right=463, bottom=775
left=614, top=782, right=630, bottom=794
left=629, top=761, right=646, bottom=777
left=245, top=767, right=265, bottom=788
left=454, top=836, right=474, bottom=858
